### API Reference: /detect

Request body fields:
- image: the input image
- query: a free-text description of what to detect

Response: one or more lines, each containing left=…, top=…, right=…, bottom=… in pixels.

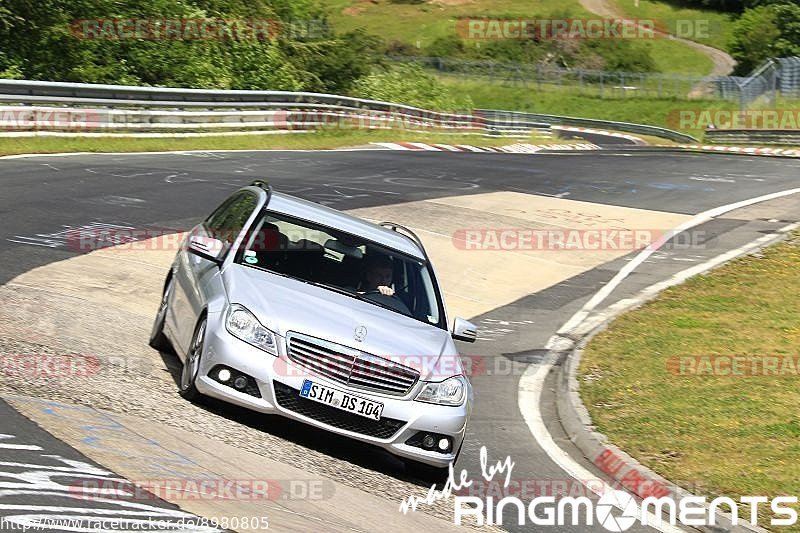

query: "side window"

left=205, top=196, right=237, bottom=235
left=204, top=191, right=259, bottom=257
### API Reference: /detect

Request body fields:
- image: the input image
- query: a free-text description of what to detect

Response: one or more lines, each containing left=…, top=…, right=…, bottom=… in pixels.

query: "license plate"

left=299, top=379, right=384, bottom=421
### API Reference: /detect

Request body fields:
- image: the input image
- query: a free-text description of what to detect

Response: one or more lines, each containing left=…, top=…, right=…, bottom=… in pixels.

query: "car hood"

left=223, top=264, right=461, bottom=379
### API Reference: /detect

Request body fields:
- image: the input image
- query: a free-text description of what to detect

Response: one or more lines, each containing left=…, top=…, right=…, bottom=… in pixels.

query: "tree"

left=0, top=0, right=383, bottom=90
left=729, top=5, right=780, bottom=74
left=773, top=3, right=800, bottom=58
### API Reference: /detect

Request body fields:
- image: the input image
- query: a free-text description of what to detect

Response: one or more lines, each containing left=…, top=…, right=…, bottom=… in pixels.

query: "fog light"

left=233, top=376, right=248, bottom=390
left=421, top=434, right=436, bottom=450
left=438, top=438, right=450, bottom=451
left=217, top=369, right=231, bottom=382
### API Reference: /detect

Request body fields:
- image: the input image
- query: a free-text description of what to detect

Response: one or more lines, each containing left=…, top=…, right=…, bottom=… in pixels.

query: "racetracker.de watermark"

left=452, top=228, right=707, bottom=251
left=668, top=355, right=800, bottom=376
left=69, top=18, right=326, bottom=40
left=456, top=17, right=716, bottom=40
left=273, top=354, right=527, bottom=380
left=70, top=478, right=332, bottom=501
left=0, top=109, right=105, bottom=131
left=456, top=478, right=642, bottom=499
left=0, top=354, right=100, bottom=379
left=456, top=18, right=656, bottom=40
left=270, top=109, right=480, bottom=131
left=668, top=109, right=800, bottom=130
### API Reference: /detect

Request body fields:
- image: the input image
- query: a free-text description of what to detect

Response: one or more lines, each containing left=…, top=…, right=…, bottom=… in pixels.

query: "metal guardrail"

left=477, top=109, right=698, bottom=143
left=0, top=79, right=697, bottom=142
left=704, top=129, right=800, bottom=145
left=0, top=79, right=481, bottom=122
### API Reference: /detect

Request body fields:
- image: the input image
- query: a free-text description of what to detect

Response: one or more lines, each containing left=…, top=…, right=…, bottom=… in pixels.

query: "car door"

left=170, top=190, right=260, bottom=355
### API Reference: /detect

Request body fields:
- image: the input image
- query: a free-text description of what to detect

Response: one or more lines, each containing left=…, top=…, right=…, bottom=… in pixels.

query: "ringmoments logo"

left=399, top=446, right=799, bottom=529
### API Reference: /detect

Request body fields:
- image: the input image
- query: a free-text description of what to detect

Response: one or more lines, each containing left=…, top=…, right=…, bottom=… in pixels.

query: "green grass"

left=323, top=0, right=593, bottom=48
left=579, top=232, right=800, bottom=526
left=437, top=76, right=741, bottom=137
left=321, top=0, right=717, bottom=75
left=0, top=129, right=558, bottom=157
left=615, top=0, right=734, bottom=51
left=636, top=36, right=713, bottom=75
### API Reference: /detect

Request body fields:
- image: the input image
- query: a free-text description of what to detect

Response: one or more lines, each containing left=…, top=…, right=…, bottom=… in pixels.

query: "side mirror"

left=187, top=235, right=225, bottom=264
left=452, top=317, right=478, bottom=343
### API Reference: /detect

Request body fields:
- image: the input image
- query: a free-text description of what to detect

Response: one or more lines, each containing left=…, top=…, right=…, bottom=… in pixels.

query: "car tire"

left=179, top=317, right=206, bottom=402
left=149, top=276, right=174, bottom=353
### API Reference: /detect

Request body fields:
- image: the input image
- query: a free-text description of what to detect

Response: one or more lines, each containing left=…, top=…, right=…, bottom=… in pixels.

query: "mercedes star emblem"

left=354, top=325, right=367, bottom=342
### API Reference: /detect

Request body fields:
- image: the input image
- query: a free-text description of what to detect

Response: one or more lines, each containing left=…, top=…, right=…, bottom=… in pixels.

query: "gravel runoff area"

left=0, top=279, right=500, bottom=531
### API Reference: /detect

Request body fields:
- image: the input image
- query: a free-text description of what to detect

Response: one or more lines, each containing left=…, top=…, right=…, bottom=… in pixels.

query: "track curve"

left=1, top=148, right=798, bottom=532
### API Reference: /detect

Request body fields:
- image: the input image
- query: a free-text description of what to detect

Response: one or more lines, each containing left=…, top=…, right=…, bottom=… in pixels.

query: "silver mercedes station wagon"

left=149, top=181, right=477, bottom=477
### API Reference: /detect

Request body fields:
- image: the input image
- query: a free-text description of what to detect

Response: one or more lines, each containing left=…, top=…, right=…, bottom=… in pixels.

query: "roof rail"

left=249, top=179, right=273, bottom=204
left=250, top=179, right=271, bottom=193
left=378, top=222, right=429, bottom=260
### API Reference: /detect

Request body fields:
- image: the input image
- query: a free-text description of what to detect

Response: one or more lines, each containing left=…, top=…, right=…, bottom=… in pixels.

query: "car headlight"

left=415, top=375, right=467, bottom=406
left=225, top=304, right=277, bottom=356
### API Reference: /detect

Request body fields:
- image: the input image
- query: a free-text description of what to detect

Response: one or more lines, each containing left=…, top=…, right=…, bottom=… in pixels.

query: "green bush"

left=421, top=30, right=658, bottom=73
left=584, top=41, right=657, bottom=73
left=729, top=3, right=800, bottom=74
left=0, top=0, right=382, bottom=92
left=773, top=3, right=800, bottom=58
left=350, top=63, right=473, bottom=111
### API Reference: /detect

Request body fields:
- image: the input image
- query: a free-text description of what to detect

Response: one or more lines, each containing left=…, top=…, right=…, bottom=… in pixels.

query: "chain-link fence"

left=777, top=57, right=800, bottom=99
left=394, top=55, right=800, bottom=103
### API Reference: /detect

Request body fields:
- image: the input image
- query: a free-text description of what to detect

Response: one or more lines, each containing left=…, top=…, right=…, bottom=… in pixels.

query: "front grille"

left=286, top=332, right=419, bottom=395
left=273, top=381, right=406, bottom=439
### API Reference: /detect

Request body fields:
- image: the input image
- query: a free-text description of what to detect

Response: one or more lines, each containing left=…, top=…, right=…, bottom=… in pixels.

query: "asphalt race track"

left=1, top=147, right=799, bottom=532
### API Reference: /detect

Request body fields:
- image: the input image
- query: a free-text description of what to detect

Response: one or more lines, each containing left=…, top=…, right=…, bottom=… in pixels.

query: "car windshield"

left=235, top=210, right=446, bottom=329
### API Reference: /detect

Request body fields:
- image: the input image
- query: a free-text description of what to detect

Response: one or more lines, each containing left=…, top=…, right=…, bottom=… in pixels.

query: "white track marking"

left=0, top=435, right=42, bottom=451
left=519, top=187, right=800, bottom=532
left=518, top=365, right=685, bottom=533
left=371, top=142, right=408, bottom=151
left=432, top=144, right=462, bottom=152
left=405, top=142, right=441, bottom=151
left=557, top=186, right=800, bottom=335
left=455, top=144, right=486, bottom=152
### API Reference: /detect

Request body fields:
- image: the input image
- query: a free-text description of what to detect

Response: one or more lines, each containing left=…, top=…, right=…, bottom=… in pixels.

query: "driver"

left=361, top=256, right=395, bottom=296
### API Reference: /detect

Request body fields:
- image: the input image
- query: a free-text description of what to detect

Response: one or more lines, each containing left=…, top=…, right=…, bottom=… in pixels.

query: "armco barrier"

left=0, top=78, right=697, bottom=142
left=0, top=105, right=541, bottom=136
left=704, top=128, right=800, bottom=145
left=477, top=109, right=698, bottom=143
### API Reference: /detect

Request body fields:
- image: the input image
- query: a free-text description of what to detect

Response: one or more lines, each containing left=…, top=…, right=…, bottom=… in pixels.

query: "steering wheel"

left=361, top=289, right=398, bottom=298
left=361, top=289, right=412, bottom=315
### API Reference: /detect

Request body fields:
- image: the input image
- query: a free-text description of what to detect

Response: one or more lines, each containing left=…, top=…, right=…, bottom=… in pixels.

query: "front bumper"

left=195, top=316, right=471, bottom=467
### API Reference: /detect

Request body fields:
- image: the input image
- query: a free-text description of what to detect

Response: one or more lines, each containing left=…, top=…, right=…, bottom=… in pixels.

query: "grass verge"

left=637, top=36, right=713, bottom=76
left=615, top=0, right=734, bottom=52
left=579, top=231, right=800, bottom=525
left=322, top=0, right=715, bottom=75
left=0, top=129, right=559, bottom=157
left=322, top=0, right=593, bottom=48
left=438, top=76, right=741, bottom=137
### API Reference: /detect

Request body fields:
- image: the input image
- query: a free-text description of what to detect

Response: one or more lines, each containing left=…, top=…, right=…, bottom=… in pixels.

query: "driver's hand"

left=377, top=285, right=395, bottom=296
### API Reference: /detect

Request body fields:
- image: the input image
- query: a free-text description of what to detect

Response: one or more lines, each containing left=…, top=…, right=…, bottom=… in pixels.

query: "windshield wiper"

left=308, top=281, right=406, bottom=313
left=307, top=281, right=360, bottom=299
